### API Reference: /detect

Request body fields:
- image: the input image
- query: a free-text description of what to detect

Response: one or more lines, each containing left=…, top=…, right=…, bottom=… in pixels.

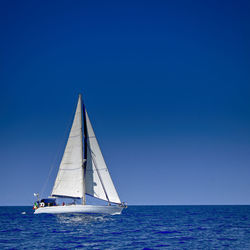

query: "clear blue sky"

left=0, top=0, right=250, bottom=205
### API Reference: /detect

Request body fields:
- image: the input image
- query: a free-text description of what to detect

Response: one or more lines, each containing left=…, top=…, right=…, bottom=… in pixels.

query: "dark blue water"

left=0, top=206, right=250, bottom=249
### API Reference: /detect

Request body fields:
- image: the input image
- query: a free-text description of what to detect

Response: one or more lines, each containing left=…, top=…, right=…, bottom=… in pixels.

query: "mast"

left=81, top=94, right=87, bottom=205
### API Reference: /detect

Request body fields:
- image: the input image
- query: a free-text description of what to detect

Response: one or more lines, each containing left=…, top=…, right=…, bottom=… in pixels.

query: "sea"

left=0, top=205, right=250, bottom=249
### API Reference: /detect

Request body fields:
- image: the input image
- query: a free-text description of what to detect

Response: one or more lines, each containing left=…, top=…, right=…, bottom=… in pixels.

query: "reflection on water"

left=55, top=213, right=113, bottom=225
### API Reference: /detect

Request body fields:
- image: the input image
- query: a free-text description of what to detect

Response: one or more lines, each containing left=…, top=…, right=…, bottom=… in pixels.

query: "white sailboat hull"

left=34, top=205, right=123, bottom=215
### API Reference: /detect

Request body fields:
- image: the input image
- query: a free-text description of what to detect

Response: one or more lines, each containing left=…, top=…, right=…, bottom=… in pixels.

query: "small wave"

left=156, top=244, right=171, bottom=247
left=1, top=228, right=22, bottom=233
left=156, top=230, right=180, bottom=234
left=111, top=231, right=122, bottom=235
left=217, top=237, right=237, bottom=242
left=178, top=236, right=196, bottom=241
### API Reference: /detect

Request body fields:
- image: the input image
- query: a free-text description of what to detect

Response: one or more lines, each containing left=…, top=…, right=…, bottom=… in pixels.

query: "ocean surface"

left=0, top=205, right=250, bottom=249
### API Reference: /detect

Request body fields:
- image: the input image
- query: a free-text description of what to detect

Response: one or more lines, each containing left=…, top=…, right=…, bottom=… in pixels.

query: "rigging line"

left=69, top=134, right=81, bottom=138
left=40, top=104, right=77, bottom=198
left=85, top=168, right=107, bottom=171
left=59, top=167, right=83, bottom=170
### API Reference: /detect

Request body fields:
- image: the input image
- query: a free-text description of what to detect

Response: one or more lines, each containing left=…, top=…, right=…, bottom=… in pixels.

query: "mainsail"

left=51, top=95, right=121, bottom=204
left=51, top=95, right=84, bottom=199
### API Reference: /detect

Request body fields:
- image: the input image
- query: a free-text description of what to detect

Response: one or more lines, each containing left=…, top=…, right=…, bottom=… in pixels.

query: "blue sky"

left=0, top=0, right=250, bottom=205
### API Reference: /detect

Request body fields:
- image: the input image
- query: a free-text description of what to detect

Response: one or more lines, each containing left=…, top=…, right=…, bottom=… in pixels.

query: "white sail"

left=84, top=111, right=121, bottom=204
left=51, top=95, right=84, bottom=199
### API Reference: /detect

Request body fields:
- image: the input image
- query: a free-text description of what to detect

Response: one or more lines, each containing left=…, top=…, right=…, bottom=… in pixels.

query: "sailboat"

left=34, top=94, right=125, bottom=215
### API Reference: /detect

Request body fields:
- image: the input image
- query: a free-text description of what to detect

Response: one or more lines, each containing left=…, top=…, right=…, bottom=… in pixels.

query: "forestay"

left=51, top=96, right=84, bottom=199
